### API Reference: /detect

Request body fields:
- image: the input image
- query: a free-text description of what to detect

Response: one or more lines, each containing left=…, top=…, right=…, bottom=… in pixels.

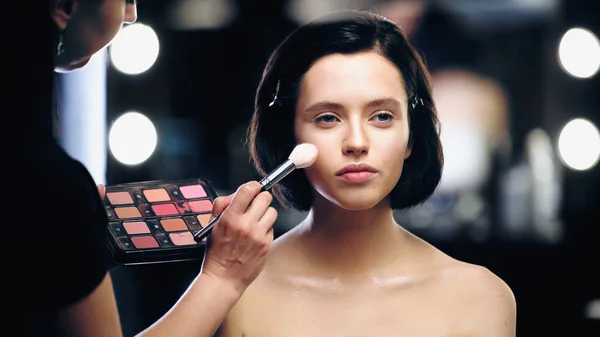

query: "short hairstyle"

left=248, top=10, right=443, bottom=211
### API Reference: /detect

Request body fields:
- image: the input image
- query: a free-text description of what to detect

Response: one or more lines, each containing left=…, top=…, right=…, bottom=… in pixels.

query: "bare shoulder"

left=447, top=261, right=513, bottom=295
left=422, top=241, right=515, bottom=307
left=417, top=237, right=515, bottom=306
left=444, top=261, right=517, bottom=336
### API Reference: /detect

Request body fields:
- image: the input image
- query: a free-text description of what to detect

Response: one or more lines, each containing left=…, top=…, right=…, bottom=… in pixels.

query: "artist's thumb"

left=97, top=184, right=106, bottom=201
left=211, top=193, right=234, bottom=220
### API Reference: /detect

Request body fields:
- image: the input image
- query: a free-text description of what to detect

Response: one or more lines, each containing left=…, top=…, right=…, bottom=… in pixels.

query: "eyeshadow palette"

left=104, top=178, right=218, bottom=265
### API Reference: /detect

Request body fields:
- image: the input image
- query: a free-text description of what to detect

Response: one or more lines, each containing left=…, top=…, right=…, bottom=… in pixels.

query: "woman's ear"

left=50, top=0, right=75, bottom=30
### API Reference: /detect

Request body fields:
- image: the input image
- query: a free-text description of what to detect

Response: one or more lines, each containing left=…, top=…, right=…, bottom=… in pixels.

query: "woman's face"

left=52, top=0, right=137, bottom=72
left=294, top=51, right=412, bottom=211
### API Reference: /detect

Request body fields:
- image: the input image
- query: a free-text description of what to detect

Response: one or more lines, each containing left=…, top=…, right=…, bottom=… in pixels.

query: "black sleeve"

left=4, top=147, right=112, bottom=311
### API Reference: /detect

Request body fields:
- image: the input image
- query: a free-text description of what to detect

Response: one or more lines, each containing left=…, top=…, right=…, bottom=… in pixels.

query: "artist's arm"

left=136, top=181, right=277, bottom=337
left=135, top=272, right=244, bottom=337
left=54, top=180, right=274, bottom=337
left=25, top=162, right=124, bottom=337
left=55, top=274, right=123, bottom=337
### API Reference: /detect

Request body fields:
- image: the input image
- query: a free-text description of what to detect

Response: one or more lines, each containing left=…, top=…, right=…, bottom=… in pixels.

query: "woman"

left=218, top=11, right=516, bottom=336
left=4, top=1, right=275, bottom=336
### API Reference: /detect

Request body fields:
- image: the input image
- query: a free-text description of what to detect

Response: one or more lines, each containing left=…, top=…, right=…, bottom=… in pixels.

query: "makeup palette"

left=104, top=178, right=218, bottom=265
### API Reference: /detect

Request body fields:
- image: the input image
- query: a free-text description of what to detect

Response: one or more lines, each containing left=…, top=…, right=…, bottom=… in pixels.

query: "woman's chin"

left=326, top=194, right=385, bottom=212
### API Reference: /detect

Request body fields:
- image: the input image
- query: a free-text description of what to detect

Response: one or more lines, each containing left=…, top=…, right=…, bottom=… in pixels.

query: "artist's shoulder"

left=443, top=260, right=517, bottom=336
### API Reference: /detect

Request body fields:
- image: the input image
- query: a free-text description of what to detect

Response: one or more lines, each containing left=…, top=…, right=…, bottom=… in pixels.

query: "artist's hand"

left=202, top=181, right=277, bottom=293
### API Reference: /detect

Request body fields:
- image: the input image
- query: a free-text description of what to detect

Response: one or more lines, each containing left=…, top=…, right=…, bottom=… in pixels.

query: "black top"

left=1, top=2, right=112, bottom=336
left=3, top=142, right=113, bottom=337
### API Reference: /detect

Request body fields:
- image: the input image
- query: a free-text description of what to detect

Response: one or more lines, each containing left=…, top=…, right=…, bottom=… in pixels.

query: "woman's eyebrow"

left=302, top=97, right=403, bottom=114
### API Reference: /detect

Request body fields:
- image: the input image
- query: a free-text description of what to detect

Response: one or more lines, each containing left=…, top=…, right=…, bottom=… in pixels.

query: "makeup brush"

left=193, top=143, right=318, bottom=242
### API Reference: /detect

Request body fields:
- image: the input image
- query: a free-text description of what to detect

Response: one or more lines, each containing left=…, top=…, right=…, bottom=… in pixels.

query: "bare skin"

left=219, top=222, right=515, bottom=337
left=218, top=52, right=516, bottom=337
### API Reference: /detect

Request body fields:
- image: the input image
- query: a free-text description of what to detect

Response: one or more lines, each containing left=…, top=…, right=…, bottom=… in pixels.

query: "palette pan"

left=104, top=178, right=218, bottom=265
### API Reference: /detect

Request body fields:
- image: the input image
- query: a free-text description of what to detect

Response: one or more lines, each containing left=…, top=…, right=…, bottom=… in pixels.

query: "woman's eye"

left=374, top=113, right=393, bottom=122
left=316, top=114, right=337, bottom=123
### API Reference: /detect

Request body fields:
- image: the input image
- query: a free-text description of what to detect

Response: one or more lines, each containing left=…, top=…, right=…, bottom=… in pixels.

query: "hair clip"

left=268, top=80, right=281, bottom=107
left=411, top=96, right=424, bottom=109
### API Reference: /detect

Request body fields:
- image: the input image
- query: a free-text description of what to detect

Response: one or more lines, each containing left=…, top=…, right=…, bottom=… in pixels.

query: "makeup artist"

left=3, top=1, right=276, bottom=337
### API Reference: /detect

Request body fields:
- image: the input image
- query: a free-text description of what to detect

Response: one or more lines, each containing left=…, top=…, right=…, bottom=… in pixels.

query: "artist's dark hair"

left=248, top=10, right=443, bottom=211
left=6, top=1, right=59, bottom=141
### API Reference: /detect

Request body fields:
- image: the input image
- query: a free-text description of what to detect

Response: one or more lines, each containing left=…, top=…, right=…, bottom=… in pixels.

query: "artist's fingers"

left=245, top=191, right=273, bottom=220
left=97, top=184, right=106, bottom=201
left=226, top=181, right=263, bottom=215
left=257, top=206, right=278, bottom=234
left=265, top=226, right=275, bottom=243
left=211, top=193, right=235, bottom=221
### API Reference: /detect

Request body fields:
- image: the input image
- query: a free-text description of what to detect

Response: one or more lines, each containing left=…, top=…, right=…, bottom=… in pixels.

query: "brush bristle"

left=288, top=143, right=318, bottom=169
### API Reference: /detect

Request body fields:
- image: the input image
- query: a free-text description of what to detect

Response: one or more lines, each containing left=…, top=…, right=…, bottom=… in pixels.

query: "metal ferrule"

left=259, top=159, right=295, bottom=191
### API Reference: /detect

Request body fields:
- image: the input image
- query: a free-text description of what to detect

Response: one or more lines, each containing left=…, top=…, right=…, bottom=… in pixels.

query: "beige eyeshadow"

left=169, top=232, right=196, bottom=246
left=107, top=191, right=134, bottom=205
left=197, top=214, right=212, bottom=226
left=123, top=221, right=150, bottom=235
left=114, top=207, right=142, bottom=219
left=143, top=188, right=170, bottom=202
left=160, top=218, right=188, bottom=232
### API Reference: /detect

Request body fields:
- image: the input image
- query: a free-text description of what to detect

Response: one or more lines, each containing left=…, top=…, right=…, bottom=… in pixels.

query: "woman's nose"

left=342, top=121, right=369, bottom=155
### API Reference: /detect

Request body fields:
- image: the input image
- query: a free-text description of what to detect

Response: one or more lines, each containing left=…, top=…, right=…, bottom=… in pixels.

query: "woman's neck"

left=292, top=195, right=413, bottom=278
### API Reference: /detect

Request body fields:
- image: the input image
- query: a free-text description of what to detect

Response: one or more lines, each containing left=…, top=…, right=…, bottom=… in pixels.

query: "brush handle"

left=259, top=159, right=295, bottom=191
left=193, top=213, right=222, bottom=242
left=192, top=183, right=274, bottom=242
left=193, top=159, right=296, bottom=242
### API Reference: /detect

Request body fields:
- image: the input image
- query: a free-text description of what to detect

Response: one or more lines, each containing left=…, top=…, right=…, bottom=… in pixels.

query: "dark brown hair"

left=248, top=10, right=443, bottom=211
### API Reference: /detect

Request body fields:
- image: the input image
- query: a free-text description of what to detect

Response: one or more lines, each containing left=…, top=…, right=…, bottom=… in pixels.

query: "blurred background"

left=56, top=0, right=599, bottom=335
